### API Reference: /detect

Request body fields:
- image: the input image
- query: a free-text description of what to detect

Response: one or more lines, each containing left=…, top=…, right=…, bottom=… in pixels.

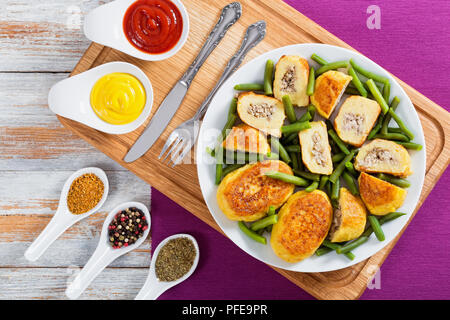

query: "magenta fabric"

left=151, top=0, right=450, bottom=299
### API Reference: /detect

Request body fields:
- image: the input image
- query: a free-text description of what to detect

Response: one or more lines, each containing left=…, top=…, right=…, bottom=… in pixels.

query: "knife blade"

left=123, top=2, right=242, bottom=163
left=123, top=81, right=188, bottom=163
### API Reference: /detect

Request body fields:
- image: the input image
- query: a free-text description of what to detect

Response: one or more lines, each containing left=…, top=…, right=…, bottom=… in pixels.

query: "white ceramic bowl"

left=196, top=43, right=426, bottom=273
left=48, top=61, right=153, bottom=134
left=84, top=0, right=190, bottom=61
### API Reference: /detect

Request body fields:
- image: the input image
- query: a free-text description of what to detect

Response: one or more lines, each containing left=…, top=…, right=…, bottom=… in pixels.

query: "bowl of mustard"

left=48, top=61, right=153, bottom=134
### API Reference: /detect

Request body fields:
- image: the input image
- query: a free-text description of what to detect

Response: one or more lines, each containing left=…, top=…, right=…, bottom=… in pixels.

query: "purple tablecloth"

left=152, top=0, right=450, bottom=299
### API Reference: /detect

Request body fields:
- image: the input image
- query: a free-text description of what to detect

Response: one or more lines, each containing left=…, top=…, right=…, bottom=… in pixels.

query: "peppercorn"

left=108, top=207, right=148, bottom=249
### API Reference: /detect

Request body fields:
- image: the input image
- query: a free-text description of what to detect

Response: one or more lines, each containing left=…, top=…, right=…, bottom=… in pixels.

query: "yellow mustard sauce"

left=90, top=73, right=146, bottom=125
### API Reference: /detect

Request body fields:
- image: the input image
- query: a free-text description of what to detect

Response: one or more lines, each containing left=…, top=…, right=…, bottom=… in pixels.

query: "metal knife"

left=124, top=2, right=242, bottom=163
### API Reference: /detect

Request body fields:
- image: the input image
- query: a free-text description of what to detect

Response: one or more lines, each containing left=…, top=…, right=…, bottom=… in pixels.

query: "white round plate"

left=196, top=43, right=426, bottom=272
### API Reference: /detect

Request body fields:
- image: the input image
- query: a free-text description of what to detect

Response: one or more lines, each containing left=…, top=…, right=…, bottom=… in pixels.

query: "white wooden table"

left=0, top=0, right=151, bottom=299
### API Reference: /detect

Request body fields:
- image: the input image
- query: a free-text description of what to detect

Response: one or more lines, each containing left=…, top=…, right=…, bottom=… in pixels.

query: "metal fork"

left=159, top=21, right=267, bottom=166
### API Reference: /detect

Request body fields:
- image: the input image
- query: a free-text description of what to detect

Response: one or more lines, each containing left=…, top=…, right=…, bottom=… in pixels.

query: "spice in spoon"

left=108, top=207, right=148, bottom=249
left=155, top=237, right=196, bottom=282
left=67, top=173, right=104, bottom=214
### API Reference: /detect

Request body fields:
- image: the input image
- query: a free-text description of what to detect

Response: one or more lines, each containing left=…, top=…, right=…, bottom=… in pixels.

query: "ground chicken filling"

left=342, top=112, right=365, bottom=134
left=280, top=65, right=296, bottom=92
left=329, top=208, right=342, bottom=238
left=247, top=103, right=274, bottom=119
left=311, top=132, right=327, bottom=166
left=363, top=147, right=396, bottom=166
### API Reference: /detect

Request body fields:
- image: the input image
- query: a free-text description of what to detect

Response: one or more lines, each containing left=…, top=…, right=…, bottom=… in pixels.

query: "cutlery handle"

left=24, top=210, right=72, bottom=262
left=194, top=21, right=267, bottom=120
left=180, top=2, right=242, bottom=87
left=135, top=278, right=166, bottom=300
left=65, top=247, right=116, bottom=299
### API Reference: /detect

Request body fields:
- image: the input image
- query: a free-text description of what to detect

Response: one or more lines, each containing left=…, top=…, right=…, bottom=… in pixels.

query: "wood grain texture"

left=0, top=0, right=103, bottom=72
left=59, top=0, right=450, bottom=300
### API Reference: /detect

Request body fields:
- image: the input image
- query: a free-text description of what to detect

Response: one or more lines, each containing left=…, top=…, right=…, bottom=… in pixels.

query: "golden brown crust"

left=354, top=139, right=412, bottom=177
left=237, top=92, right=286, bottom=137
left=270, top=190, right=333, bottom=263
left=273, top=55, right=310, bottom=107
left=217, top=160, right=295, bottom=222
left=329, top=188, right=367, bottom=242
left=311, top=70, right=352, bottom=119
left=334, top=95, right=381, bottom=147
left=222, top=124, right=270, bottom=154
left=358, top=172, right=407, bottom=215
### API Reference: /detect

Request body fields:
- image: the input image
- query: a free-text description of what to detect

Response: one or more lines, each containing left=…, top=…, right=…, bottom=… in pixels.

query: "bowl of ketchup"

left=83, top=0, right=189, bottom=61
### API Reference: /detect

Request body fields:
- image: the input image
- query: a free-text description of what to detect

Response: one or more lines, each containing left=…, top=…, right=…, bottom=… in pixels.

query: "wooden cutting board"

left=58, top=0, right=450, bottom=299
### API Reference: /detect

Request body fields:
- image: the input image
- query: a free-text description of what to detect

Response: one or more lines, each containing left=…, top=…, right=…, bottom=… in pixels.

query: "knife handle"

left=180, top=2, right=242, bottom=87
left=193, top=20, right=267, bottom=121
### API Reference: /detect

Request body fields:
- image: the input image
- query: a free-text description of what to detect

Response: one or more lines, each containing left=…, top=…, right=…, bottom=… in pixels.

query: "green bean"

left=382, top=81, right=390, bottom=104
left=250, top=215, right=279, bottom=231
left=215, top=163, right=223, bottom=185
left=206, top=146, right=215, bottom=157
left=368, top=216, right=385, bottom=241
left=234, top=83, right=265, bottom=91
left=388, top=127, right=404, bottom=134
left=316, top=61, right=349, bottom=76
left=284, top=145, right=301, bottom=153
left=224, top=151, right=266, bottom=164
left=290, top=152, right=300, bottom=170
left=344, top=162, right=359, bottom=177
left=293, top=169, right=321, bottom=182
left=238, top=221, right=267, bottom=244
left=267, top=205, right=276, bottom=216
left=218, top=114, right=237, bottom=145
left=342, top=171, right=359, bottom=196
left=307, top=67, right=315, bottom=96
left=319, top=175, right=329, bottom=190
left=325, top=180, right=332, bottom=198
left=349, top=59, right=389, bottom=84
left=222, top=163, right=245, bottom=177
left=315, top=247, right=333, bottom=256
left=264, top=171, right=309, bottom=186
left=388, top=108, right=415, bottom=140
left=264, top=60, right=274, bottom=95
left=377, top=173, right=411, bottom=188
left=345, top=86, right=362, bottom=96
left=381, top=96, right=400, bottom=135
left=373, top=133, right=409, bottom=142
left=328, top=129, right=350, bottom=155
left=307, top=104, right=316, bottom=120
left=298, top=111, right=312, bottom=122
left=321, top=240, right=355, bottom=260
left=281, top=121, right=311, bottom=135
left=270, top=137, right=291, bottom=164
left=337, top=236, right=369, bottom=254
left=379, top=212, right=406, bottom=225
left=282, top=95, right=297, bottom=123
left=331, top=177, right=340, bottom=202
left=329, top=150, right=356, bottom=184
left=367, top=115, right=384, bottom=140
left=394, top=141, right=423, bottom=150
left=366, top=79, right=389, bottom=114
left=311, top=53, right=328, bottom=65
left=227, top=98, right=238, bottom=120
left=332, top=152, right=346, bottom=163
left=305, top=181, right=319, bottom=192
left=348, top=67, right=368, bottom=97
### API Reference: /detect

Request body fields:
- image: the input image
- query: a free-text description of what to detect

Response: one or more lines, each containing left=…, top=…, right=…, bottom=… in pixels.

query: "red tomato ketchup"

left=123, top=0, right=183, bottom=54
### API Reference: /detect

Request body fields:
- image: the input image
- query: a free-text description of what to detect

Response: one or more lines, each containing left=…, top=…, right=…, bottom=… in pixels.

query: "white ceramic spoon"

left=24, top=167, right=109, bottom=262
left=135, top=234, right=199, bottom=300
left=65, top=201, right=151, bottom=300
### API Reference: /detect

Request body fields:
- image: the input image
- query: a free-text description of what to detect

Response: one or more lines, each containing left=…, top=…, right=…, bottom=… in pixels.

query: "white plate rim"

left=196, top=43, right=426, bottom=272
